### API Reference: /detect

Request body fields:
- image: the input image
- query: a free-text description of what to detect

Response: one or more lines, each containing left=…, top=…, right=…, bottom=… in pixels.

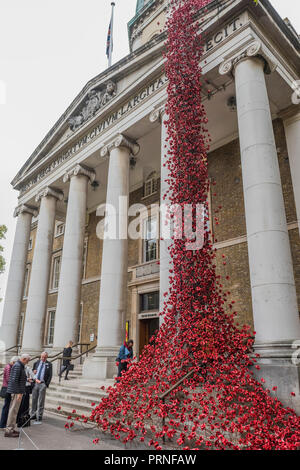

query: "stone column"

left=220, top=41, right=300, bottom=412
left=52, top=164, right=95, bottom=350
left=22, top=187, right=63, bottom=356
left=158, top=110, right=173, bottom=323
left=83, top=134, right=139, bottom=379
left=282, top=111, right=300, bottom=232
left=0, top=205, right=37, bottom=360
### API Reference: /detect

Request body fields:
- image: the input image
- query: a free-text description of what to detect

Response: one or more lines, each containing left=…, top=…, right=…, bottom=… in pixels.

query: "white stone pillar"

left=52, top=164, right=95, bottom=350
left=0, top=205, right=37, bottom=358
left=220, top=41, right=300, bottom=412
left=22, top=187, right=63, bottom=356
left=83, top=134, right=139, bottom=379
left=283, top=111, right=300, bottom=233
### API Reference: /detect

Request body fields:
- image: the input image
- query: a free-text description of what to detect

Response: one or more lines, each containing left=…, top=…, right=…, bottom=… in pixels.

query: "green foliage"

left=0, top=225, right=7, bottom=275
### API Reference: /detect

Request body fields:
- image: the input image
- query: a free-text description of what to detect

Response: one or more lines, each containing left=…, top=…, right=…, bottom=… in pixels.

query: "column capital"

left=219, top=40, right=276, bottom=77
left=35, top=186, right=64, bottom=204
left=149, top=106, right=165, bottom=124
left=100, top=134, right=140, bottom=158
left=13, top=204, right=38, bottom=218
left=63, top=164, right=96, bottom=184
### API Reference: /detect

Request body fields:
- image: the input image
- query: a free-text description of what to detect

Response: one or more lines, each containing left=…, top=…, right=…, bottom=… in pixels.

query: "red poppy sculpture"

left=88, top=0, right=300, bottom=450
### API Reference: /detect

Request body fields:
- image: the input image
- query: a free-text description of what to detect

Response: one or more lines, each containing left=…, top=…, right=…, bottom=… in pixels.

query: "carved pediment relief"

left=69, top=80, right=117, bottom=132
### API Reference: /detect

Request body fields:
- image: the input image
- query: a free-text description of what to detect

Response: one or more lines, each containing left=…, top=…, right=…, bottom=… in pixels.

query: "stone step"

left=47, top=389, right=105, bottom=405
left=46, top=396, right=97, bottom=416
left=49, top=381, right=113, bottom=395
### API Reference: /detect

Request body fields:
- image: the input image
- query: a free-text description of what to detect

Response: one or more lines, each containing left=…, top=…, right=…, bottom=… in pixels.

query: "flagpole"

left=108, top=1, right=115, bottom=68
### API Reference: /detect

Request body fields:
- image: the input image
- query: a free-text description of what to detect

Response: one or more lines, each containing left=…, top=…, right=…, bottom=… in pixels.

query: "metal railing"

left=56, top=344, right=96, bottom=384
left=0, top=343, right=92, bottom=379
left=158, top=369, right=196, bottom=443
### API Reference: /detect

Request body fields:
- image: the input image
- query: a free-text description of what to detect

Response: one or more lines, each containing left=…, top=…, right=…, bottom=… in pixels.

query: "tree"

left=0, top=224, right=7, bottom=274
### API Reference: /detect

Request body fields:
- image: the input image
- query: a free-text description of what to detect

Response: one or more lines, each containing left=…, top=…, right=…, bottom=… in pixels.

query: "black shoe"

left=30, top=415, right=37, bottom=420
left=5, top=431, right=20, bottom=437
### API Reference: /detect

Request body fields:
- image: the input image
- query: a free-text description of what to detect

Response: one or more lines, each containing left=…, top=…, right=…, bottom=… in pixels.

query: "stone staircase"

left=45, top=364, right=115, bottom=419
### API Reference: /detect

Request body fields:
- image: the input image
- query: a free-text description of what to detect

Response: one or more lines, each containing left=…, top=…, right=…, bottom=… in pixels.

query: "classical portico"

left=1, top=0, right=299, bottom=411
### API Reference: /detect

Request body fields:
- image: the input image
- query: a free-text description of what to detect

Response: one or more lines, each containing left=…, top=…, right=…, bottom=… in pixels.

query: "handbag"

left=68, top=364, right=74, bottom=371
left=0, top=386, right=7, bottom=398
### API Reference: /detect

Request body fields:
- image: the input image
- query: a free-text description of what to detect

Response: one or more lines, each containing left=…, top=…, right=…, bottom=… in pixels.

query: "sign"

left=19, top=73, right=168, bottom=195
left=205, top=16, right=244, bottom=53
left=138, top=311, right=159, bottom=320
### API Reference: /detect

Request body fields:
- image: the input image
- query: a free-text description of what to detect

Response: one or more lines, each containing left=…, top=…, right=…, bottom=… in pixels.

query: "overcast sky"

left=0, top=0, right=299, bottom=319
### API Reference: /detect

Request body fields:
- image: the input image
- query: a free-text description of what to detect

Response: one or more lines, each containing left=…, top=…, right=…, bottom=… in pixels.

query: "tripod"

left=15, top=413, right=39, bottom=450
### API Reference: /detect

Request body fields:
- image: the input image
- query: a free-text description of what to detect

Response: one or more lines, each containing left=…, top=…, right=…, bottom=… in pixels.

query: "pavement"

left=0, top=412, right=146, bottom=451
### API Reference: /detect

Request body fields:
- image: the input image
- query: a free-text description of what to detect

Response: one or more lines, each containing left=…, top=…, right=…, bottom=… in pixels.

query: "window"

left=51, top=255, right=61, bottom=290
left=46, top=310, right=56, bottom=346
left=17, top=313, right=25, bottom=346
left=23, top=267, right=29, bottom=298
left=143, top=216, right=158, bottom=262
left=82, top=237, right=88, bottom=279
left=28, top=238, right=33, bottom=251
left=55, top=223, right=65, bottom=237
left=140, top=292, right=159, bottom=312
left=144, top=171, right=157, bottom=198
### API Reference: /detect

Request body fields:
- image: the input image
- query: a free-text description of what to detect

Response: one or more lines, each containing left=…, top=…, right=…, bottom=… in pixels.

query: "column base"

left=251, top=341, right=300, bottom=415
left=82, top=346, right=119, bottom=380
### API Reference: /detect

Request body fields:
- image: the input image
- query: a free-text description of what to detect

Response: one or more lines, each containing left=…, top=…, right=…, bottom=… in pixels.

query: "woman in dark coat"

left=59, top=341, right=73, bottom=380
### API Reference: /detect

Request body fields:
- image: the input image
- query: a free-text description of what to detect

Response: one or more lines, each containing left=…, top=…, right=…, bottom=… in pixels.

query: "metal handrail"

left=159, top=369, right=196, bottom=443
left=159, top=369, right=195, bottom=401
left=0, top=344, right=21, bottom=355
left=56, top=344, right=96, bottom=384
left=0, top=343, right=91, bottom=379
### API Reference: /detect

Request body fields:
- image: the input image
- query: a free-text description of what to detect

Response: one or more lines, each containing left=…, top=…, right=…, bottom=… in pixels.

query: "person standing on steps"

left=59, top=341, right=73, bottom=381
left=0, top=356, right=19, bottom=429
left=116, top=340, right=134, bottom=379
left=31, top=352, right=52, bottom=425
left=4, top=354, right=31, bottom=438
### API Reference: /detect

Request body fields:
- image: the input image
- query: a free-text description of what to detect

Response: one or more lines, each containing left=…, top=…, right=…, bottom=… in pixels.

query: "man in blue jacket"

left=117, top=340, right=134, bottom=379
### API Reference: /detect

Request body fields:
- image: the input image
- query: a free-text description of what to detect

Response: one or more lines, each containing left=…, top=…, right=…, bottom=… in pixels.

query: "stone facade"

left=15, top=117, right=299, bottom=352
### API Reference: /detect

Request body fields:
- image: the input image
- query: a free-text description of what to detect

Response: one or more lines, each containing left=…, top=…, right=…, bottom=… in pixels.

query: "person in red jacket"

left=0, top=356, right=19, bottom=429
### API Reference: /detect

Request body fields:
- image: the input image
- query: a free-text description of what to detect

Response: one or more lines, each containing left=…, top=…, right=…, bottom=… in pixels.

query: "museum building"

left=1, top=0, right=300, bottom=411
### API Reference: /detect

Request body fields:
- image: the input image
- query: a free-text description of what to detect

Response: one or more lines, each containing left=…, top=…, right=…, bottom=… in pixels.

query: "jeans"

left=117, top=361, right=128, bottom=378
left=0, top=393, right=11, bottom=428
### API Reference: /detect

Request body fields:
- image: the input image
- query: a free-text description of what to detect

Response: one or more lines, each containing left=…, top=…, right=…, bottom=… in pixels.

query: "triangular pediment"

left=12, top=0, right=299, bottom=192
left=12, top=38, right=165, bottom=189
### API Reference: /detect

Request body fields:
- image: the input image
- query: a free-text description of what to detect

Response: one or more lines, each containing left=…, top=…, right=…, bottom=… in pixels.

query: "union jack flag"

left=106, top=17, right=113, bottom=59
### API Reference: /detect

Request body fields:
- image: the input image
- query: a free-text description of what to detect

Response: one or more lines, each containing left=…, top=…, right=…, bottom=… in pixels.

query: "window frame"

left=45, top=309, right=56, bottom=347
left=143, top=215, right=158, bottom=263
left=50, top=253, right=62, bottom=291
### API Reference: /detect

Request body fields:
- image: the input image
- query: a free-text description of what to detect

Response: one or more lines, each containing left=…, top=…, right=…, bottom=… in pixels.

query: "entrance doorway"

left=139, top=317, right=159, bottom=356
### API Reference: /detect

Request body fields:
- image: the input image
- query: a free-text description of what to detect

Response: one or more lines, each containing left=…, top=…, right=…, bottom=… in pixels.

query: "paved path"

left=0, top=413, right=145, bottom=451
